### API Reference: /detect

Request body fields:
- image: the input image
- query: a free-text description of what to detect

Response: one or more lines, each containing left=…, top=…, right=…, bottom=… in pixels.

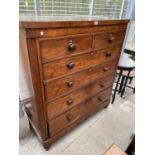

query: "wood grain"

left=94, top=30, right=126, bottom=50
left=44, top=59, right=118, bottom=101
left=42, top=45, right=121, bottom=80
left=26, top=25, right=127, bottom=38
left=47, top=74, right=114, bottom=120
left=20, top=19, right=129, bottom=29
left=39, top=99, right=111, bottom=149
left=39, top=34, right=93, bottom=61
left=48, top=87, right=112, bottom=137
left=26, top=38, right=48, bottom=140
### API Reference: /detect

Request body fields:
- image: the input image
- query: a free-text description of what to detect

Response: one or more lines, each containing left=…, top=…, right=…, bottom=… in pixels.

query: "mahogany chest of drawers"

left=20, top=19, right=128, bottom=150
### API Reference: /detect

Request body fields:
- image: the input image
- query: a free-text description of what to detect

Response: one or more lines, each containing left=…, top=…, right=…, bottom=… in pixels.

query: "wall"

left=19, top=29, right=34, bottom=101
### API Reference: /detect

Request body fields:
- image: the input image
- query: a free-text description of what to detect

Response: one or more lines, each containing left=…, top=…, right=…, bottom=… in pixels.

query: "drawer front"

left=94, top=30, right=126, bottom=50
left=47, top=74, right=114, bottom=120
left=43, top=46, right=121, bottom=80
left=48, top=100, right=109, bottom=142
left=44, top=59, right=118, bottom=101
left=27, top=23, right=127, bottom=38
left=39, top=35, right=93, bottom=61
left=48, top=87, right=112, bottom=137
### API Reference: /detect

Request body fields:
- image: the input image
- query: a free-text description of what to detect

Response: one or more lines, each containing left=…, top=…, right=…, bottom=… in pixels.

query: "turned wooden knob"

left=67, top=62, right=75, bottom=69
left=66, top=99, right=73, bottom=105
left=68, top=40, right=76, bottom=52
left=106, top=51, right=112, bottom=57
left=98, top=96, right=103, bottom=101
left=108, top=34, right=115, bottom=42
left=66, top=114, right=73, bottom=121
left=99, top=83, right=105, bottom=88
left=67, top=81, right=73, bottom=87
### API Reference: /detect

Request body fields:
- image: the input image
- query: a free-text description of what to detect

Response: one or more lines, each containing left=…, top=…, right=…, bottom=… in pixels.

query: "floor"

left=19, top=87, right=135, bottom=155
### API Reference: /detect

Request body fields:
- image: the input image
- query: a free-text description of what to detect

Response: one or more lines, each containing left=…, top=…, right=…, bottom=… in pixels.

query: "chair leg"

left=121, top=70, right=131, bottom=97
left=129, top=77, right=133, bottom=84
left=111, top=70, right=122, bottom=104
left=118, top=76, right=125, bottom=94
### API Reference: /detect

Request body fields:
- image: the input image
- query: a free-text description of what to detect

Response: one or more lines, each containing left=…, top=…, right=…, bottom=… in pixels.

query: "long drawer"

left=48, top=87, right=112, bottom=137
left=42, top=46, right=121, bottom=80
left=94, top=30, right=126, bottom=50
left=39, top=34, right=93, bottom=61
left=44, top=59, right=118, bottom=101
left=47, top=74, right=114, bottom=120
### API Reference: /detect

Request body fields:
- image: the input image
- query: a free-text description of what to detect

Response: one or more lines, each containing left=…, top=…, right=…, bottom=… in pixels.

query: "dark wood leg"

left=111, top=70, right=122, bottom=104
left=104, top=104, right=109, bottom=109
left=42, top=141, right=51, bottom=151
left=43, top=144, right=50, bottom=151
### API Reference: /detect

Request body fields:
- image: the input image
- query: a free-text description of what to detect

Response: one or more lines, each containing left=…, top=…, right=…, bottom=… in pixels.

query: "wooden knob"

left=106, top=51, right=112, bottom=57
left=99, top=83, right=105, bottom=88
left=67, top=81, right=73, bottom=87
left=66, top=114, right=73, bottom=121
left=66, top=99, right=73, bottom=105
left=98, top=96, right=103, bottom=102
left=103, top=67, right=109, bottom=72
left=108, top=34, right=115, bottom=42
left=67, top=62, right=75, bottom=69
left=68, top=40, right=76, bottom=51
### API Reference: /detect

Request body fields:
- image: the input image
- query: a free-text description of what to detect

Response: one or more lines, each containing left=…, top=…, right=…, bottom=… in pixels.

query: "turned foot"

left=104, top=104, right=109, bottom=109
left=43, top=144, right=50, bottom=151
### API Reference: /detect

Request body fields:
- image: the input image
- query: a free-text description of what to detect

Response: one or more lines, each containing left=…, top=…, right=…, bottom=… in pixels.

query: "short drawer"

left=44, top=59, right=118, bottom=101
left=94, top=30, right=126, bottom=50
left=42, top=46, right=121, bottom=80
left=47, top=74, right=114, bottom=120
left=39, top=35, right=93, bottom=61
left=48, top=87, right=112, bottom=137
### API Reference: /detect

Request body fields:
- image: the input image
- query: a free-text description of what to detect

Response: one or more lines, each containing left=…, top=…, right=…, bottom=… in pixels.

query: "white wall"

left=19, top=29, right=34, bottom=101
